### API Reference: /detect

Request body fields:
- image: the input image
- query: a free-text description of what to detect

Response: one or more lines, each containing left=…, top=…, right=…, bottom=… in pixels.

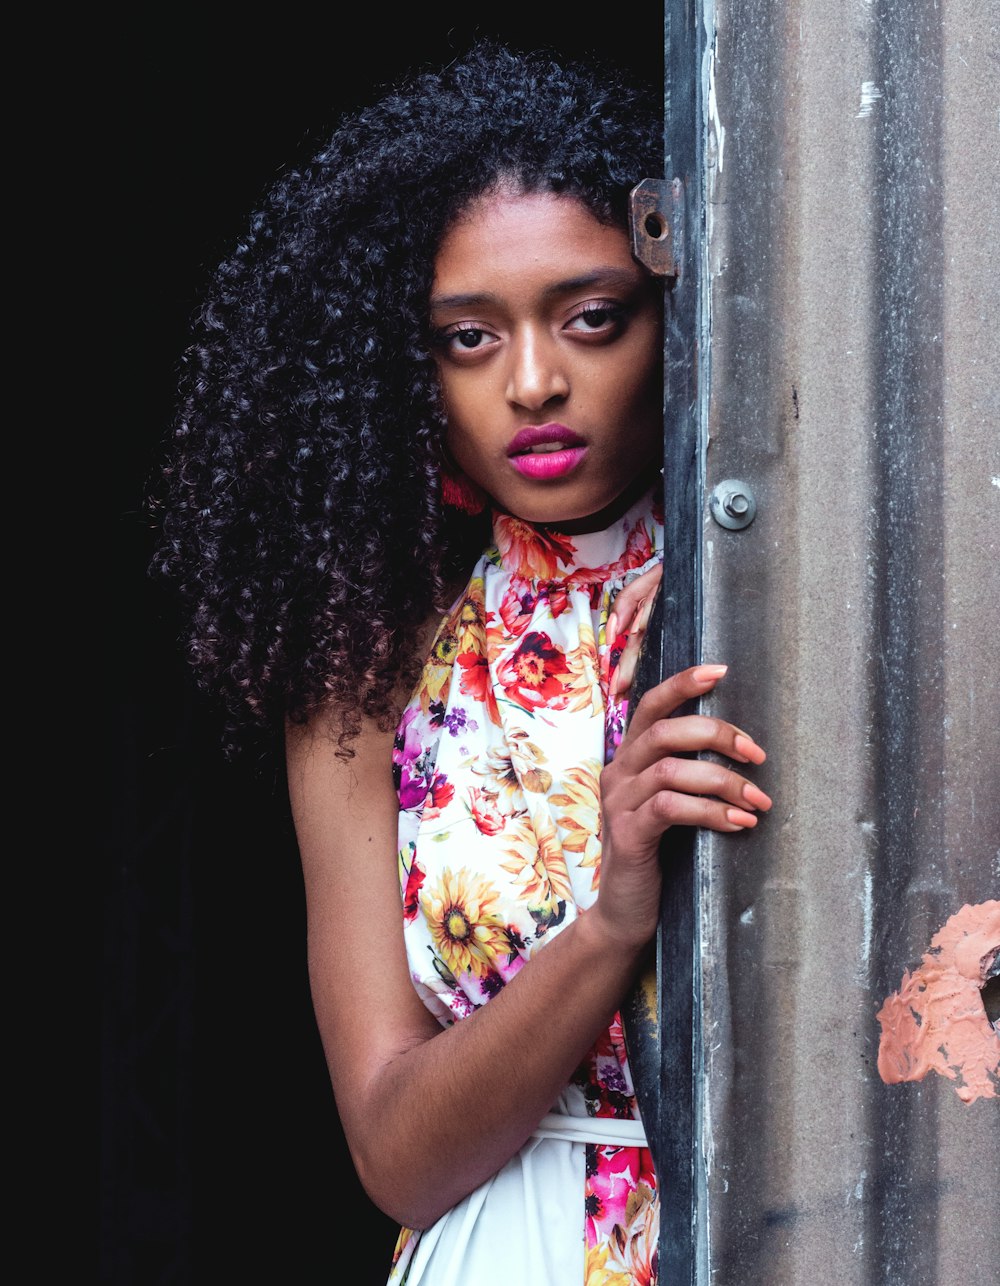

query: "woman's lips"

left=507, top=423, right=588, bottom=480
left=510, top=447, right=588, bottom=479
left=508, top=423, right=585, bottom=453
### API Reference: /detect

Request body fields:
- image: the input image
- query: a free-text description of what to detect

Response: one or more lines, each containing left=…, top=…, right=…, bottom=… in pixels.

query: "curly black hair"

left=149, top=40, right=662, bottom=757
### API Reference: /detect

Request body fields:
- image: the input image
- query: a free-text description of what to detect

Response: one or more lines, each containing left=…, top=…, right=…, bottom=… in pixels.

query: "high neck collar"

left=491, top=484, right=662, bottom=586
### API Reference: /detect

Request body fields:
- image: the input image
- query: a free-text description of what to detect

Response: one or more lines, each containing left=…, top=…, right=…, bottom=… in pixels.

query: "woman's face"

left=429, top=188, right=662, bottom=527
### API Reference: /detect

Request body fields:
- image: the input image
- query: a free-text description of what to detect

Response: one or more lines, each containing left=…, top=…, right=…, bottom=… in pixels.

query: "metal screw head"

left=710, top=480, right=757, bottom=530
left=725, top=492, right=750, bottom=517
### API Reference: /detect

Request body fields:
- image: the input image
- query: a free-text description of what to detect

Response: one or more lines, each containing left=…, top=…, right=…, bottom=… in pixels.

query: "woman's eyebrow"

left=430, top=268, right=642, bottom=313
left=429, top=290, right=500, bottom=311
left=545, top=268, right=642, bottom=297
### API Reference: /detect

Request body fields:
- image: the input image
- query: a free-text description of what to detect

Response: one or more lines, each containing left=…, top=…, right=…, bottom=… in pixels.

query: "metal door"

left=626, top=3, right=999, bottom=1282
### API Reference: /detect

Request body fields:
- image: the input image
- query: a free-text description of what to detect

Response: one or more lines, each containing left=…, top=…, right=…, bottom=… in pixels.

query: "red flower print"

left=494, top=514, right=578, bottom=580
left=498, top=584, right=538, bottom=638
left=546, top=584, right=570, bottom=618
left=497, top=630, right=571, bottom=712
left=468, top=787, right=506, bottom=836
left=456, top=649, right=501, bottom=724
left=500, top=582, right=572, bottom=637
left=424, top=772, right=455, bottom=820
left=621, top=520, right=654, bottom=572
left=567, top=519, right=657, bottom=591
left=638, top=1147, right=656, bottom=1192
left=585, top=1144, right=641, bottom=1245
left=402, top=859, right=426, bottom=922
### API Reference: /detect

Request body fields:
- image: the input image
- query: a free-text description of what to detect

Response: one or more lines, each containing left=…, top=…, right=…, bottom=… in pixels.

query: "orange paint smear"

left=876, top=900, right=1000, bottom=1104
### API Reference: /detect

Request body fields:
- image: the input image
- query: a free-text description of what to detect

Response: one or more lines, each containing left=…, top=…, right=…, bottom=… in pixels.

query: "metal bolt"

left=709, top=479, right=757, bottom=530
left=724, top=492, right=750, bottom=518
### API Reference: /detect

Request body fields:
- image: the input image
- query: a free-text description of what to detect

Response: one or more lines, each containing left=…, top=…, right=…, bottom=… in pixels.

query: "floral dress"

left=388, top=486, right=664, bottom=1286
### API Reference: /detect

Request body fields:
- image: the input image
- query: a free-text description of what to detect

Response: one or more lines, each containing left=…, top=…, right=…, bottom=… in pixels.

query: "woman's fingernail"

left=692, top=664, right=728, bottom=683
left=607, top=612, right=619, bottom=641
left=743, top=783, right=772, bottom=810
left=734, top=734, right=766, bottom=763
left=726, top=807, right=758, bottom=827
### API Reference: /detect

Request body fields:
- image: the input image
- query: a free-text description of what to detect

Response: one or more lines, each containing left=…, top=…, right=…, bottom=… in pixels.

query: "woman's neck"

left=534, top=461, right=661, bottom=536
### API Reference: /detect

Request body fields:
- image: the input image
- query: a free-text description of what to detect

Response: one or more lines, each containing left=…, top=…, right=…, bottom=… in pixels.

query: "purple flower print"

left=392, top=705, right=433, bottom=811
left=443, top=706, right=479, bottom=738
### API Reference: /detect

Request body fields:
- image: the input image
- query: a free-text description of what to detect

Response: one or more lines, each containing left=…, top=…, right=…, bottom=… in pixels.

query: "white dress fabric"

left=388, top=486, right=664, bottom=1285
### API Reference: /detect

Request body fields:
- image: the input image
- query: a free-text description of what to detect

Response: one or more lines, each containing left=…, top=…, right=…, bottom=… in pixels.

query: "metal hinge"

left=629, top=178, right=680, bottom=281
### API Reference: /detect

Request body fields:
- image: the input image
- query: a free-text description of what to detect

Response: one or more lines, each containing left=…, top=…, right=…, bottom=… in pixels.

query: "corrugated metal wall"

left=691, top=0, right=999, bottom=1281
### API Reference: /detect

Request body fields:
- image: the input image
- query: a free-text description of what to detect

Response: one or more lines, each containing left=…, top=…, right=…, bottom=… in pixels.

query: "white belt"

left=531, top=1112, right=649, bottom=1148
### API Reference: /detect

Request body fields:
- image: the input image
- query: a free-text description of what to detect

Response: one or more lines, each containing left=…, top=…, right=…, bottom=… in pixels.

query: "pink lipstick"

left=507, top=423, right=588, bottom=480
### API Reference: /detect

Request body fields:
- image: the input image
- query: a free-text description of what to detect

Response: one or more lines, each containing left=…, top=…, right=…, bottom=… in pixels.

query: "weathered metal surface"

left=621, top=4, right=708, bottom=1283
left=690, top=0, right=1000, bottom=1282
left=626, top=1, right=998, bottom=1281
left=629, top=179, right=679, bottom=278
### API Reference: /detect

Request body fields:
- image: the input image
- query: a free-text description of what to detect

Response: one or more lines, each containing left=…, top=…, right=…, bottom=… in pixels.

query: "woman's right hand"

left=594, top=664, right=771, bottom=948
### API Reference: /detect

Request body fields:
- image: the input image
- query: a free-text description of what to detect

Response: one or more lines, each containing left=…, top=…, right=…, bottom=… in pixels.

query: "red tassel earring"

left=441, top=467, right=487, bottom=515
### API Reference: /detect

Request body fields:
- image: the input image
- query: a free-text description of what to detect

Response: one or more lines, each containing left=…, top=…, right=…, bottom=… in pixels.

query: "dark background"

left=107, top=10, right=662, bottom=1283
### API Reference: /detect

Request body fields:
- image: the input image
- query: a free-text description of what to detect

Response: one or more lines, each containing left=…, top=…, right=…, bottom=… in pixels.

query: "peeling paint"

left=875, top=901, right=1000, bottom=1103
left=708, top=47, right=725, bottom=173
left=856, top=81, right=884, bottom=118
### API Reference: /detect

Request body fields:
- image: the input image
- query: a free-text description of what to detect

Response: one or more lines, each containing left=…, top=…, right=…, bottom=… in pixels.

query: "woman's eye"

left=566, top=303, right=626, bottom=334
left=433, top=324, right=498, bottom=355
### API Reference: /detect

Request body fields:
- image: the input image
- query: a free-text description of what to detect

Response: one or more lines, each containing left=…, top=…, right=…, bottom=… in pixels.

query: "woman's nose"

left=505, top=328, right=570, bottom=410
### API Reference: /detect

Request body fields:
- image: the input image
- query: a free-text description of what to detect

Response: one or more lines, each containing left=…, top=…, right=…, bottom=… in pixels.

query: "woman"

left=151, top=41, right=770, bottom=1285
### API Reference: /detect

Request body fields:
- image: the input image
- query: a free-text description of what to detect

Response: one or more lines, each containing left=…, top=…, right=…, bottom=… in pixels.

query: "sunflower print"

left=421, top=866, right=510, bottom=982
left=498, top=812, right=575, bottom=934
left=551, top=760, right=604, bottom=887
